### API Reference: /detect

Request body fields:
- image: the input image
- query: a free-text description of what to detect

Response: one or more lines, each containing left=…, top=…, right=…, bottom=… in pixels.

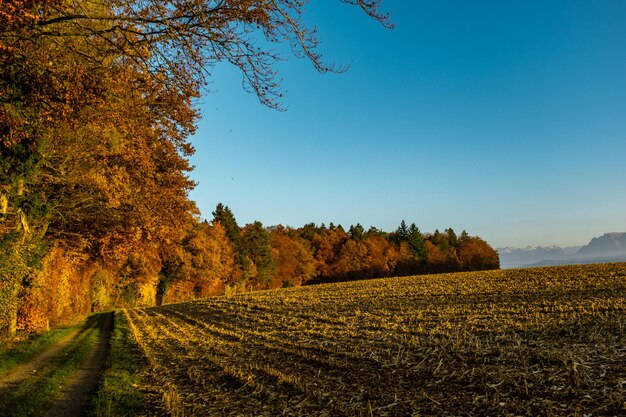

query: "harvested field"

left=126, top=263, right=626, bottom=416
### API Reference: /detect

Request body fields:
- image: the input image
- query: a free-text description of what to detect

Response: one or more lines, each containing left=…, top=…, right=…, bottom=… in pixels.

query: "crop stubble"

left=125, top=263, right=626, bottom=416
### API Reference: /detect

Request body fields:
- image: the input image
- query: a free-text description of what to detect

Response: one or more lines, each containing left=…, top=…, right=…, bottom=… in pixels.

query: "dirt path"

left=43, top=312, right=113, bottom=417
left=0, top=323, right=87, bottom=394
left=0, top=312, right=113, bottom=417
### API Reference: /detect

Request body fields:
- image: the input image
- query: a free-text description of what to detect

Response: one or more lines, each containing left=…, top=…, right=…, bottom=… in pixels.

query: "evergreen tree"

left=393, top=220, right=409, bottom=243
left=407, top=223, right=428, bottom=260
left=300, top=222, right=319, bottom=241
left=365, top=226, right=387, bottom=238
left=212, top=203, right=242, bottom=253
left=241, top=221, right=275, bottom=288
left=349, top=223, right=365, bottom=240
left=446, top=228, right=459, bottom=249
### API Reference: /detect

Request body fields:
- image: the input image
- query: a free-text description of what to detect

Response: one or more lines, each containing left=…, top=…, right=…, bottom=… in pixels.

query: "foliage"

left=269, top=226, right=316, bottom=288
left=0, top=0, right=391, bottom=110
left=158, top=222, right=235, bottom=304
left=458, top=235, right=500, bottom=271
left=241, top=221, right=275, bottom=288
left=17, top=246, right=91, bottom=332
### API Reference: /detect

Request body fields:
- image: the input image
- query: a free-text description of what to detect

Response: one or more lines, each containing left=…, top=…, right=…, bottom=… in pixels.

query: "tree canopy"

left=0, top=0, right=391, bottom=109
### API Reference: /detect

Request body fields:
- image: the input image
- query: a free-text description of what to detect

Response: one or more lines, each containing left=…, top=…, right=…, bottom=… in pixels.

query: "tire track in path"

left=0, top=312, right=113, bottom=417
left=43, top=312, right=113, bottom=417
left=0, top=322, right=88, bottom=396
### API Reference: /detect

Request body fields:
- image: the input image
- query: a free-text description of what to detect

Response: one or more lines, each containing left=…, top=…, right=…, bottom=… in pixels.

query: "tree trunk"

left=156, top=277, right=169, bottom=306
left=0, top=280, right=20, bottom=338
left=0, top=240, right=29, bottom=338
left=8, top=293, right=18, bottom=337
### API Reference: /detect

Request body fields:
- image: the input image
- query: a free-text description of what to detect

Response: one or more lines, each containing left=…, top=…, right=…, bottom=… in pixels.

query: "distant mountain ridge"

left=498, top=233, right=626, bottom=268
left=577, top=232, right=626, bottom=258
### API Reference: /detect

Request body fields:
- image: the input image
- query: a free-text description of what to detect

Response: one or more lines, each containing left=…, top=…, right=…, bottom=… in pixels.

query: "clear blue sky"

left=188, top=0, right=626, bottom=248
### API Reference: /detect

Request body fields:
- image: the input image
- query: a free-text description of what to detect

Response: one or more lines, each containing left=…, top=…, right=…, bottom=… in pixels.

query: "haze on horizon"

left=188, top=0, right=626, bottom=249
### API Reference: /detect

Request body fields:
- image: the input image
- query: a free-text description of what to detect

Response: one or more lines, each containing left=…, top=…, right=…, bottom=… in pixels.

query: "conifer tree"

left=241, top=221, right=275, bottom=288
left=407, top=223, right=428, bottom=261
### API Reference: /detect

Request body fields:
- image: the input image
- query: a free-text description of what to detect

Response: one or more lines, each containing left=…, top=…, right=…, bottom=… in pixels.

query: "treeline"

left=1, top=1, right=491, bottom=338
left=159, top=203, right=500, bottom=299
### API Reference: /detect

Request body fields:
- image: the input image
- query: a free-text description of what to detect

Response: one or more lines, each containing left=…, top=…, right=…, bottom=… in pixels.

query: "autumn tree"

left=0, top=5, right=200, bottom=333
left=332, top=239, right=370, bottom=280
left=0, top=0, right=391, bottom=110
left=428, top=229, right=461, bottom=272
left=212, top=203, right=256, bottom=283
left=159, top=221, right=235, bottom=304
left=268, top=226, right=316, bottom=288
left=458, top=236, right=500, bottom=271
left=363, top=234, right=399, bottom=278
left=0, top=14, right=111, bottom=335
left=307, top=225, right=348, bottom=280
left=424, top=240, right=448, bottom=273
left=226, top=220, right=501, bottom=287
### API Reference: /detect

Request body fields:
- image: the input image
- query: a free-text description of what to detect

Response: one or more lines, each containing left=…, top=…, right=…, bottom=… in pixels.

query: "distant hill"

left=499, top=232, right=626, bottom=268
left=577, top=232, right=626, bottom=258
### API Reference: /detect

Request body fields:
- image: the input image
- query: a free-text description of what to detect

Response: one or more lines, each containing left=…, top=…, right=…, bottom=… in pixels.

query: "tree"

left=333, top=239, right=370, bottom=280
left=458, top=236, right=500, bottom=271
left=446, top=228, right=459, bottom=249
left=307, top=226, right=348, bottom=279
left=1, top=0, right=391, bottom=109
left=0, top=16, right=200, bottom=333
left=269, top=227, right=316, bottom=288
left=394, top=240, right=421, bottom=276
left=212, top=203, right=242, bottom=252
left=365, top=226, right=387, bottom=238
left=407, top=223, right=428, bottom=261
left=157, top=221, right=236, bottom=304
left=364, top=234, right=398, bottom=277
left=349, top=223, right=365, bottom=240
left=392, top=220, right=409, bottom=243
left=241, top=221, right=274, bottom=289
left=212, top=203, right=256, bottom=284
left=300, top=222, right=321, bottom=241
left=424, top=240, right=448, bottom=273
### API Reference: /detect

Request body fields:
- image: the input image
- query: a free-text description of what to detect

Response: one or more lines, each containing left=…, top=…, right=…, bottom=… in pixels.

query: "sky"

left=187, top=0, right=626, bottom=249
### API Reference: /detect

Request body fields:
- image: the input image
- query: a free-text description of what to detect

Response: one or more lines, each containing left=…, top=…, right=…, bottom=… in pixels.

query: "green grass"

left=90, top=310, right=144, bottom=417
left=0, top=323, right=81, bottom=375
left=0, top=313, right=105, bottom=417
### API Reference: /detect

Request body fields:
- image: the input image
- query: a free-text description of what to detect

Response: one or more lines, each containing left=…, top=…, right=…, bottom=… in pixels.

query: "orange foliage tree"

left=458, top=236, right=500, bottom=271
left=160, top=222, right=236, bottom=304
left=1, top=10, right=199, bottom=333
left=269, top=226, right=316, bottom=288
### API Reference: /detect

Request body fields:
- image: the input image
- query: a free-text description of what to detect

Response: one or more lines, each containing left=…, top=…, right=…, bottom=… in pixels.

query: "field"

left=125, top=263, right=626, bottom=416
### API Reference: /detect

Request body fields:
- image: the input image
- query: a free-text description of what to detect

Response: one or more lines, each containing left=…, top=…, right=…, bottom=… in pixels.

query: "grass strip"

left=0, top=313, right=105, bottom=417
left=0, top=323, right=81, bottom=375
left=90, top=310, right=144, bottom=417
